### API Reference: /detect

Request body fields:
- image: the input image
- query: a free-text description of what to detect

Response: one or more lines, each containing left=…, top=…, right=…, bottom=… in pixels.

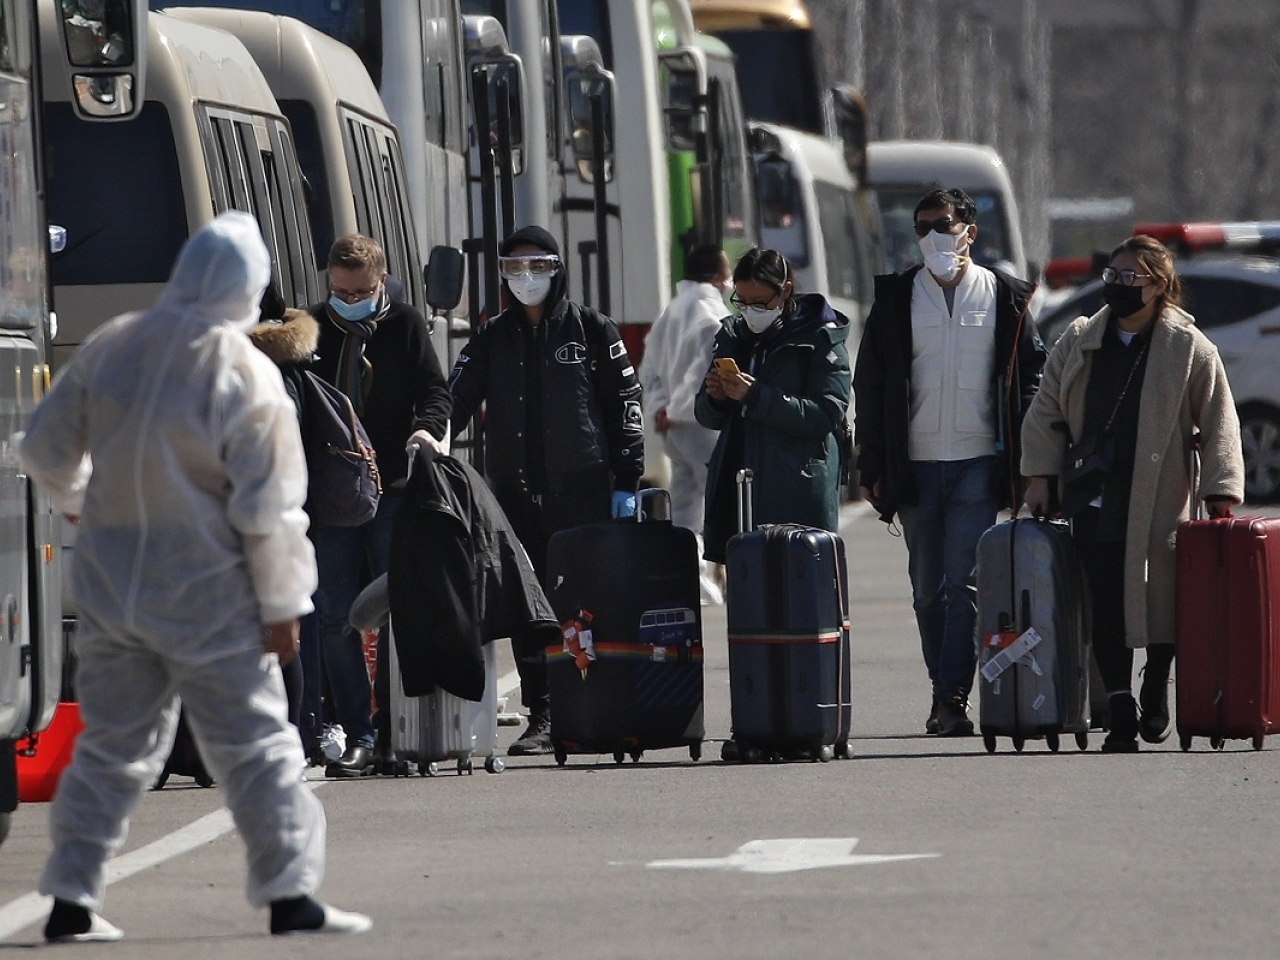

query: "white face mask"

left=742, top=304, right=783, bottom=334
left=918, top=228, right=970, bottom=282
left=507, top=272, right=554, bottom=306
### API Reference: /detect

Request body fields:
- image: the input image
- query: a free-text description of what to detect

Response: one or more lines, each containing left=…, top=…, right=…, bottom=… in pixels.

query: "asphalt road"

left=3, top=503, right=1280, bottom=958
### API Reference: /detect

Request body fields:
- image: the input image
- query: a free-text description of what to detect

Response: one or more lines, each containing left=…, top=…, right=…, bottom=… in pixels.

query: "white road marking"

left=640, top=837, right=939, bottom=874
left=0, top=781, right=326, bottom=942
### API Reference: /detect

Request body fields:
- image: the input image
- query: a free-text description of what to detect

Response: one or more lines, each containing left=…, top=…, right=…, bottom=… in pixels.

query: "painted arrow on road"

left=643, top=838, right=939, bottom=874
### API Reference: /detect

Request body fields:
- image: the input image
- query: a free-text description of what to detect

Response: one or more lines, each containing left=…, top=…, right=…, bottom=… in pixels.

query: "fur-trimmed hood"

left=247, top=308, right=319, bottom=366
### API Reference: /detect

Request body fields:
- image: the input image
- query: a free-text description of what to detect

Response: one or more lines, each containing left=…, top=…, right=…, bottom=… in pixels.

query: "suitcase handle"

left=635, top=487, right=671, bottom=523
left=736, top=468, right=754, bottom=533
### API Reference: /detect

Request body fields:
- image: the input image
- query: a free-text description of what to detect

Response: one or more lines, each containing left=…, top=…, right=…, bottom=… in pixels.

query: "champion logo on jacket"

left=555, top=342, right=589, bottom=364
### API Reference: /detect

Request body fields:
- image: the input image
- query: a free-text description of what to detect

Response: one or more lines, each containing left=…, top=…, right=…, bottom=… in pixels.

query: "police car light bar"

left=1133, top=221, right=1280, bottom=255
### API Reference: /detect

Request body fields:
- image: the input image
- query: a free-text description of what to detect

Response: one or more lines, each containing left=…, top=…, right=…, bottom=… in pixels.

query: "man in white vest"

left=853, top=188, right=1045, bottom=737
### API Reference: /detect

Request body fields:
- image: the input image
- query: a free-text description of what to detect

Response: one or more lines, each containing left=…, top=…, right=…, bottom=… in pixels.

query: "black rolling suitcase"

left=975, top=518, right=1091, bottom=753
left=725, top=470, right=853, bottom=762
left=544, top=489, right=704, bottom=765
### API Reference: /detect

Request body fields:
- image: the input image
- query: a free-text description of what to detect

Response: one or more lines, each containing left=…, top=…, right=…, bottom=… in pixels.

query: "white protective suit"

left=20, top=211, right=325, bottom=911
left=641, top=279, right=725, bottom=531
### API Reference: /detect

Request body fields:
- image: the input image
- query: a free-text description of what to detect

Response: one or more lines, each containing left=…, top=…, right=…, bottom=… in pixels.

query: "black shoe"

left=1101, top=694, right=1140, bottom=753
left=935, top=696, right=974, bottom=737
left=925, top=700, right=940, bottom=735
left=1139, top=662, right=1172, bottom=744
left=44, top=900, right=124, bottom=943
left=507, top=712, right=552, bottom=756
left=326, top=744, right=376, bottom=778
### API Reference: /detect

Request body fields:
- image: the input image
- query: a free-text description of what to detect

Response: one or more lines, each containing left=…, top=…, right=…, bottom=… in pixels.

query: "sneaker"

left=1101, top=693, right=1140, bottom=753
left=925, top=700, right=940, bottom=735
left=507, top=712, right=552, bottom=755
left=44, top=901, right=124, bottom=943
left=935, top=696, right=974, bottom=737
left=271, top=896, right=373, bottom=936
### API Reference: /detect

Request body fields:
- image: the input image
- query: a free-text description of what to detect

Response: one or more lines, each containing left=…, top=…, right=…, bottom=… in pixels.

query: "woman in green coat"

left=696, top=248, right=852, bottom=562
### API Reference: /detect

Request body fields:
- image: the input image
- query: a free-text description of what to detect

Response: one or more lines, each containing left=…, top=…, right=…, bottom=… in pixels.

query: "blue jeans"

left=898, top=457, right=998, bottom=702
left=312, top=491, right=401, bottom=748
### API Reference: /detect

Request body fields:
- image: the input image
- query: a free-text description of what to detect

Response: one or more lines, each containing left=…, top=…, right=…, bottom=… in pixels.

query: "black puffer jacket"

left=448, top=226, right=644, bottom=495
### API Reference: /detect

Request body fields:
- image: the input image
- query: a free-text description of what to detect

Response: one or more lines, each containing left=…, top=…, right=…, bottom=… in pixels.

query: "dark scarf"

left=325, top=292, right=392, bottom=414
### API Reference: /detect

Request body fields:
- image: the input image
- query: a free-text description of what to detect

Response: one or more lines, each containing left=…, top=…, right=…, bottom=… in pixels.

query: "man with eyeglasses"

left=853, top=187, right=1045, bottom=737
left=449, top=225, right=645, bottom=755
left=309, top=234, right=453, bottom=777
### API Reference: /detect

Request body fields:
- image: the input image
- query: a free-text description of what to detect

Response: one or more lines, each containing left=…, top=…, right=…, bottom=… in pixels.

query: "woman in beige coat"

left=1023, top=236, right=1243, bottom=752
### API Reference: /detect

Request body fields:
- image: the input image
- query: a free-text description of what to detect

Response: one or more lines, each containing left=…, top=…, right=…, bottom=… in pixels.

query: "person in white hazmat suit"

left=641, top=245, right=732, bottom=604
left=19, top=212, right=372, bottom=943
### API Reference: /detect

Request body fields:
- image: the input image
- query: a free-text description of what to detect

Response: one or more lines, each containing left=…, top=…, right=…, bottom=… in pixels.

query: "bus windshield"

left=877, top=188, right=1012, bottom=275
left=148, top=1, right=383, bottom=84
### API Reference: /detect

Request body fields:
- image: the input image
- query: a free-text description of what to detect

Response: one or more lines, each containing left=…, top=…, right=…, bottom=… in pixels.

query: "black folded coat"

left=386, top=453, right=560, bottom=701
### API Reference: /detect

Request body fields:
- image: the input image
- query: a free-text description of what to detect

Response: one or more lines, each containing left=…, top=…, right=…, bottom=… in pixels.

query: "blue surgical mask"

left=328, top=292, right=380, bottom=322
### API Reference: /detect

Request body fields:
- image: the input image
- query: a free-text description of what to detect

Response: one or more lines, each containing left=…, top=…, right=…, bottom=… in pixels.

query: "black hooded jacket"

left=448, top=225, right=645, bottom=496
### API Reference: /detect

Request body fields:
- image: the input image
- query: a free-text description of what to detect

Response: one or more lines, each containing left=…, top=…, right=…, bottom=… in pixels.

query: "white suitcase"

left=387, top=622, right=504, bottom=776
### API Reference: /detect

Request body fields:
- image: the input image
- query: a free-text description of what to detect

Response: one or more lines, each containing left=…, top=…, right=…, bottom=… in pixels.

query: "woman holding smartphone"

left=695, top=247, right=852, bottom=564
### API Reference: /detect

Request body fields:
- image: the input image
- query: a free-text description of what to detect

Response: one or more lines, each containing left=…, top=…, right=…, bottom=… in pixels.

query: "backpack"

left=299, top=370, right=382, bottom=526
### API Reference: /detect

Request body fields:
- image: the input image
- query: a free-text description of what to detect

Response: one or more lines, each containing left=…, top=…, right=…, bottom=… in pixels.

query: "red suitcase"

left=1175, top=516, right=1280, bottom=751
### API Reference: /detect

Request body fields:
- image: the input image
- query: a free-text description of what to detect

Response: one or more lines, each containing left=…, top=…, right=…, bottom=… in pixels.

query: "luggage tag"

left=980, top=627, right=1044, bottom=683
left=561, top=608, right=596, bottom=678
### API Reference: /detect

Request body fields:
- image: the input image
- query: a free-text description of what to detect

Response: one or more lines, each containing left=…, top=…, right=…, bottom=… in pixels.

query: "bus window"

left=44, top=101, right=187, bottom=286
left=813, top=181, right=862, bottom=304
left=269, top=121, right=320, bottom=304
left=382, top=141, right=422, bottom=306
left=709, top=59, right=752, bottom=242
left=279, top=100, right=334, bottom=267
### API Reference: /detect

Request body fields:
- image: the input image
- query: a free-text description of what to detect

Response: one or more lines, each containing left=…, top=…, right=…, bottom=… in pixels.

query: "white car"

left=1036, top=256, right=1280, bottom=502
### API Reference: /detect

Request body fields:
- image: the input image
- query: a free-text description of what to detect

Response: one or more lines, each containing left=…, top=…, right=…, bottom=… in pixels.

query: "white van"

left=41, top=5, right=320, bottom=368
left=868, top=140, right=1030, bottom=281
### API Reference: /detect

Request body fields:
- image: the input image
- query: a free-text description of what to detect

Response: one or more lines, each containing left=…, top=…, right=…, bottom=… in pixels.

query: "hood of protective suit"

left=157, top=210, right=272, bottom=331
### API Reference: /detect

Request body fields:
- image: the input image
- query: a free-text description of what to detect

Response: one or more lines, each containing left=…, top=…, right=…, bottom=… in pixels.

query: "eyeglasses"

left=329, top=283, right=381, bottom=303
left=1101, top=267, right=1153, bottom=287
left=913, top=216, right=966, bottom=238
left=729, top=289, right=780, bottom=311
left=498, top=255, right=560, bottom=278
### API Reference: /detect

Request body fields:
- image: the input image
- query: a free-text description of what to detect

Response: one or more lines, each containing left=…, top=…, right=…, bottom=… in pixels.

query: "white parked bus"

left=750, top=121, right=881, bottom=342
left=161, top=8, right=427, bottom=310
left=42, top=3, right=320, bottom=368
left=868, top=140, right=1030, bottom=281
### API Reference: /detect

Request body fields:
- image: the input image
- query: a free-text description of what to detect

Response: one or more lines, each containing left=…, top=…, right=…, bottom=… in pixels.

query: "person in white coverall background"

left=18, top=212, right=371, bottom=943
left=641, top=244, right=732, bottom=604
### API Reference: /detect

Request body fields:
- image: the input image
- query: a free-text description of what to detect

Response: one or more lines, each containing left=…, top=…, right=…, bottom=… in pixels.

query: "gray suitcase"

left=976, top=518, right=1091, bottom=753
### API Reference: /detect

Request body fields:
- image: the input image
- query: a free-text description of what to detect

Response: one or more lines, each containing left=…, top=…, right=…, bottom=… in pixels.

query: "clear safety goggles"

left=498, top=254, right=560, bottom=278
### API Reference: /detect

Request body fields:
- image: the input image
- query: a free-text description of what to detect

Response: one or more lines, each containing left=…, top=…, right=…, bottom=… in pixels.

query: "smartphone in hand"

left=714, top=357, right=740, bottom=377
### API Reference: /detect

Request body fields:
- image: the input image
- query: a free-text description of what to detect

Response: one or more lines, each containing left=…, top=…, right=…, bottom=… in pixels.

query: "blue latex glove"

left=611, top=490, right=637, bottom=518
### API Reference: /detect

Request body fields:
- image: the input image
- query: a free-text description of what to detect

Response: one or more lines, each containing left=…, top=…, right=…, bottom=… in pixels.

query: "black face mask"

left=1101, top=282, right=1147, bottom=319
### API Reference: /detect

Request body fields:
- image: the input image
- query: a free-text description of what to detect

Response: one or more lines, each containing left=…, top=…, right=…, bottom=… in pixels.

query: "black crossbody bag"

left=1061, top=341, right=1148, bottom=489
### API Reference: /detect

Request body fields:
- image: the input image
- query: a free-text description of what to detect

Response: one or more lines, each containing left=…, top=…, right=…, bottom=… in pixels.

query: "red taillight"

left=1132, top=222, right=1228, bottom=253
left=1043, top=257, right=1095, bottom=290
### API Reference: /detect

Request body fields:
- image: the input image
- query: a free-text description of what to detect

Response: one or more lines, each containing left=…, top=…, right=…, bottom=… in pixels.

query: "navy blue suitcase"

left=545, top=490, right=704, bottom=765
left=725, top=471, right=852, bottom=762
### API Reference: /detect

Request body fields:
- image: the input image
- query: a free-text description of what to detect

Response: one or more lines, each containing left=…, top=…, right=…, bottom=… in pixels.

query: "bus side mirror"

left=566, top=64, right=616, bottom=184
left=423, top=246, right=465, bottom=314
left=658, top=48, right=705, bottom=152
left=60, top=0, right=148, bottom=120
left=477, top=56, right=525, bottom=176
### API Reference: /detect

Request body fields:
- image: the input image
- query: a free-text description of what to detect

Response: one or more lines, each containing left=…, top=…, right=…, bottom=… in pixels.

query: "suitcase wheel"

left=838, top=740, right=854, bottom=760
left=817, top=745, right=834, bottom=763
left=982, top=732, right=997, bottom=754
left=742, top=746, right=763, bottom=764
left=456, top=757, right=474, bottom=776
left=484, top=756, right=505, bottom=774
left=1178, top=733, right=1192, bottom=752
left=1252, top=735, right=1264, bottom=751
left=1012, top=736, right=1026, bottom=753
left=422, top=761, right=441, bottom=777
left=553, top=745, right=567, bottom=766
left=1045, top=733, right=1060, bottom=753
left=1210, top=736, right=1225, bottom=751
left=612, top=748, right=625, bottom=765
left=630, top=751, right=643, bottom=763
left=689, top=742, right=702, bottom=762
left=1075, top=731, right=1089, bottom=752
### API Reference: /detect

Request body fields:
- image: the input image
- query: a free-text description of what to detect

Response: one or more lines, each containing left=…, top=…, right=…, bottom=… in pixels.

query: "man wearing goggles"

left=853, top=187, right=1044, bottom=739
left=449, top=225, right=644, bottom=755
